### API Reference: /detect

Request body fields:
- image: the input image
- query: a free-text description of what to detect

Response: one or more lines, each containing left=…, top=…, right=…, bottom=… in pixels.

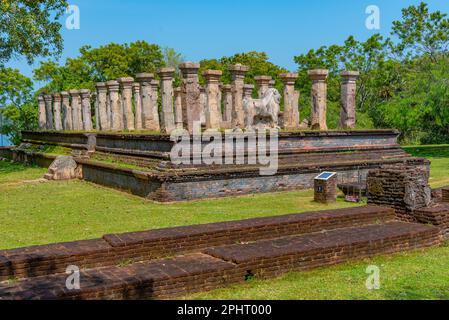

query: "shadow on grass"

left=0, top=161, right=36, bottom=175
left=383, top=286, right=449, bottom=300
left=403, top=145, right=449, bottom=158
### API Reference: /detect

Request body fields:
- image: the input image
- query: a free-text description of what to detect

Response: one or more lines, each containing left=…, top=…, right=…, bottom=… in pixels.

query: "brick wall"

left=367, top=164, right=432, bottom=221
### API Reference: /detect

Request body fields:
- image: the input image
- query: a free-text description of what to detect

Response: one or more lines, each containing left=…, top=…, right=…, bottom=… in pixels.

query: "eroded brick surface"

left=0, top=206, right=443, bottom=300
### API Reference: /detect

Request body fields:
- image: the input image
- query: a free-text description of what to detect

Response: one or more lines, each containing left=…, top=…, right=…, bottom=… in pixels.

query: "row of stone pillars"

left=38, top=63, right=359, bottom=133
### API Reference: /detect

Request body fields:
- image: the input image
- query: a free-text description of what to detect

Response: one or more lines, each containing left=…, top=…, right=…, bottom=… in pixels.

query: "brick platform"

left=412, top=203, right=449, bottom=239
left=0, top=206, right=443, bottom=300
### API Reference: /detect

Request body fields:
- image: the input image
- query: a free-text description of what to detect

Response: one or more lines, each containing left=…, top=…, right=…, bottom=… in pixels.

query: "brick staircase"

left=0, top=206, right=442, bottom=300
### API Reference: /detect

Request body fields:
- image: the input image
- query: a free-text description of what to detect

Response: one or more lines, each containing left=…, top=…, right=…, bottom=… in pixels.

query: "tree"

left=34, top=41, right=169, bottom=92
left=0, top=0, right=68, bottom=65
left=0, top=68, right=36, bottom=144
left=199, top=51, right=288, bottom=94
left=391, top=2, right=449, bottom=61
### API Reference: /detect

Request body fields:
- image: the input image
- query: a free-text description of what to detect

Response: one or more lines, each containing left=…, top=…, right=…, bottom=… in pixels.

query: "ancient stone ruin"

left=37, top=64, right=360, bottom=134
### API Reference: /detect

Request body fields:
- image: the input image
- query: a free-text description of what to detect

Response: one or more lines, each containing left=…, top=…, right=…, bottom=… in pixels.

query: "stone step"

left=204, top=222, right=442, bottom=279
left=0, top=222, right=441, bottom=300
left=0, top=206, right=395, bottom=281
left=0, top=254, right=240, bottom=300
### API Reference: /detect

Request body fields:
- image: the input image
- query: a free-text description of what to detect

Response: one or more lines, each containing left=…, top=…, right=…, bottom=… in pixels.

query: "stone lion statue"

left=243, top=88, right=281, bottom=130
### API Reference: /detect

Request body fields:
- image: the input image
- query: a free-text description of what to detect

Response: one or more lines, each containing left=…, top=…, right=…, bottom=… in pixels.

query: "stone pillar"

left=222, top=85, right=233, bottom=122
left=52, top=93, right=63, bottom=131
left=135, top=73, right=159, bottom=131
left=280, top=73, right=300, bottom=129
left=158, top=68, right=176, bottom=134
left=229, top=64, right=249, bottom=129
left=150, top=80, right=161, bottom=131
left=174, top=87, right=183, bottom=129
left=203, top=70, right=223, bottom=130
left=340, top=71, right=360, bottom=129
left=95, top=82, right=109, bottom=131
left=38, top=95, right=46, bottom=130
left=243, top=84, right=254, bottom=99
left=93, top=92, right=99, bottom=130
left=61, top=92, right=72, bottom=130
left=44, top=95, right=54, bottom=130
left=132, top=83, right=143, bottom=130
left=308, top=69, right=329, bottom=131
left=179, top=62, right=201, bottom=133
left=199, top=86, right=207, bottom=126
left=269, top=80, right=276, bottom=89
left=80, top=89, right=93, bottom=131
left=118, top=77, right=135, bottom=131
left=69, top=90, right=82, bottom=131
left=254, top=75, right=272, bottom=98
left=106, top=80, right=123, bottom=131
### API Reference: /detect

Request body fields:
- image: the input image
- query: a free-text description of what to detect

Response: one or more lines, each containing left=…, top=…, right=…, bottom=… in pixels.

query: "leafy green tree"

left=199, top=51, right=288, bottom=95
left=391, top=2, right=449, bottom=61
left=0, top=68, right=36, bottom=144
left=34, top=41, right=168, bottom=92
left=0, top=0, right=68, bottom=65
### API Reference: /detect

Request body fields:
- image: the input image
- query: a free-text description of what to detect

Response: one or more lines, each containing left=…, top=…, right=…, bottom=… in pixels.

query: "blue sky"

left=7, top=0, right=449, bottom=78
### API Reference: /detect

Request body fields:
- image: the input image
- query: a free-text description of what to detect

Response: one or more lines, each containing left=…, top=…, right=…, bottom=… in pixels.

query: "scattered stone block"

left=45, top=156, right=78, bottom=180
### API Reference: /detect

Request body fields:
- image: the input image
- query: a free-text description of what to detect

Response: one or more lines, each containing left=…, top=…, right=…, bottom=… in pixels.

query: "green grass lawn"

left=0, top=161, right=357, bottom=250
left=0, top=145, right=449, bottom=299
left=403, top=145, right=449, bottom=188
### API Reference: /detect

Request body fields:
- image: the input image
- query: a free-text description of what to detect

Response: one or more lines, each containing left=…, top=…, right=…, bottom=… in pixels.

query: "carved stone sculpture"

left=243, top=88, right=281, bottom=129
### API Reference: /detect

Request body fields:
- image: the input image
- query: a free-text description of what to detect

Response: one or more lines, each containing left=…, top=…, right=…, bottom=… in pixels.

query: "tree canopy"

left=0, top=0, right=68, bottom=65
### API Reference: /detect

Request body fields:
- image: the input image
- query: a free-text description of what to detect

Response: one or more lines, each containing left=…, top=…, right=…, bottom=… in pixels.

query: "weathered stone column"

left=174, top=87, right=183, bottom=129
left=179, top=62, right=201, bottom=133
left=52, top=93, right=63, bottom=131
left=44, top=95, right=54, bottom=130
left=80, top=89, right=93, bottom=131
left=150, top=80, right=161, bottom=131
left=203, top=70, right=223, bottom=130
left=118, top=77, right=135, bottom=131
left=269, top=80, right=276, bottom=89
left=95, top=82, right=109, bottom=131
left=38, top=95, right=46, bottom=130
left=243, top=84, right=255, bottom=99
left=61, top=91, right=72, bottom=130
left=280, top=73, right=300, bottom=129
left=229, top=64, right=249, bottom=129
left=308, top=69, right=329, bottom=130
left=135, top=73, right=159, bottom=131
left=222, top=84, right=233, bottom=122
left=93, top=92, right=99, bottom=130
left=199, top=86, right=207, bottom=126
left=106, top=80, right=123, bottom=131
left=69, top=90, right=82, bottom=130
left=158, top=68, right=176, bottom=133
left=255, top=75, right=272, bottom=98
left=132, top=83, right=142, bottom=130
left=340, top=71, right=360, bottom=129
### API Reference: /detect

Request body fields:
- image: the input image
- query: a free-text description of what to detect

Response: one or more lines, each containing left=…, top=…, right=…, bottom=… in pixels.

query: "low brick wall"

left=0, top=206, right=394, bottom=282
left=205, top=222, right=441, bottom=280
left=412, top=204, right=449, bottom=239
left=367, top=164, right=432, bottom=221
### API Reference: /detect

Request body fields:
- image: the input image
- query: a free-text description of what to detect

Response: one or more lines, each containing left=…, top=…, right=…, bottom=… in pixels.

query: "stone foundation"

left=11, top=129, right=428, bottom=202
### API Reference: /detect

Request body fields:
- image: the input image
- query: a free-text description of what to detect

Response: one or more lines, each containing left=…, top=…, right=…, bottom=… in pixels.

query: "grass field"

left=0, top=161, right=357, bottom=250
left=0, top=145, right=448, bottom=299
